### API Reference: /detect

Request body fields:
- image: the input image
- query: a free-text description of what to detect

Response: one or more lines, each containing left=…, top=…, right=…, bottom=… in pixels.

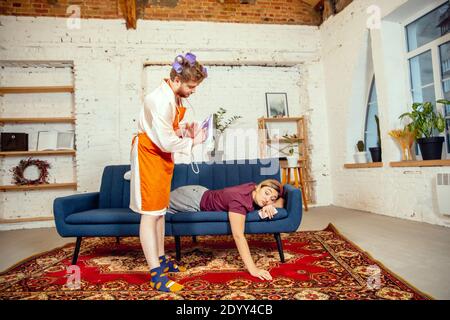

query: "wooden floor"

left=0, top=205, right=449, bottom=299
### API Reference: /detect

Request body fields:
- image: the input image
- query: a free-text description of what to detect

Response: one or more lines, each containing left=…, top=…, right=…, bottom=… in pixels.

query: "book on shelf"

left=36, top=131, right=75, bottom=151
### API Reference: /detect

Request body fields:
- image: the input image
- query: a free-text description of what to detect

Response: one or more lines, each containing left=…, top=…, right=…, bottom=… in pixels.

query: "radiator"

left=436, top=173, right=450, bottom=216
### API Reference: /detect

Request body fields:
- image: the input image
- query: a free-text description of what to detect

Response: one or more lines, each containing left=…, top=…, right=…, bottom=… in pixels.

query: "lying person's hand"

left=249, top=268, right=272, bottom=281
left=260, top=205, right=278, bottom=219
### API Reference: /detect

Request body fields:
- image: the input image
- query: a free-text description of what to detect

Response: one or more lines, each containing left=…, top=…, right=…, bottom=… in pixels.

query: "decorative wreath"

left=10, top=158, right=51, bottom=186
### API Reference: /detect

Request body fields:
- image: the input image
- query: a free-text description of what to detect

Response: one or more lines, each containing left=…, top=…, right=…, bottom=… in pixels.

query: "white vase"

left=208, top=150, right=224, bottom=162
left=287, top=155, right=299, bottom=167
left=354, top=151, right=368, bottom=163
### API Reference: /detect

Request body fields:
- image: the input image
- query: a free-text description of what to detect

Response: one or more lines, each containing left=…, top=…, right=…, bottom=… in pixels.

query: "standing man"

left=130, top=53, right=207, bottom=292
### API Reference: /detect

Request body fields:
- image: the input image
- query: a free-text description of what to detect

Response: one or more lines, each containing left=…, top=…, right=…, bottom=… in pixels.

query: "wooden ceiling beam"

left=302, top=0, right=323, bottom=8
left=122, top=0, right=137, bottom=30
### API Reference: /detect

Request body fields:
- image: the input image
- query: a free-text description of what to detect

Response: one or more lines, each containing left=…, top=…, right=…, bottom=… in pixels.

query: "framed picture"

left=265, top=92, right=289, bottom=118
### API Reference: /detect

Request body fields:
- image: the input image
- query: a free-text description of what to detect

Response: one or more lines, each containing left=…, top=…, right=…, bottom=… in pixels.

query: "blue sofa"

left=53, top=158, right=303, bottom=265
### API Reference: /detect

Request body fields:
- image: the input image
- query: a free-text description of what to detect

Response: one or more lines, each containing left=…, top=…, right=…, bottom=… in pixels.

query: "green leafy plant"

left=356, top=140, right=365, bottom=152
left=213, top=107, right=242, bottom=135
left=399, top=100, right=447, bottom=139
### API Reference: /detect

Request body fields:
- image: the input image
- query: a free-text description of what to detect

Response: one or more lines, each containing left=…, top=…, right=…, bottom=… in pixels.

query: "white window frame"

left=402, top=1, right=450, bottom=155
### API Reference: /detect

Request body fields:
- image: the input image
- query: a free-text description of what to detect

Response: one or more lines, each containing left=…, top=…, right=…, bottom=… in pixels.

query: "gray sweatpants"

left=167, top=185, right=209, bottom=214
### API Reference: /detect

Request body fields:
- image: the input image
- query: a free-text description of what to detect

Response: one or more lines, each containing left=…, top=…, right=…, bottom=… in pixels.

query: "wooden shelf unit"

left=258, top=116, right=313, bottom=204
left=0, top=183, right=77, bottom=192
left=0, top=78, right=78, bottom=194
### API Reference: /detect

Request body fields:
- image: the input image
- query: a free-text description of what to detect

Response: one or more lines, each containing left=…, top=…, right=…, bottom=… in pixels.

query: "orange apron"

left=133, top=105, right=186, bottom=212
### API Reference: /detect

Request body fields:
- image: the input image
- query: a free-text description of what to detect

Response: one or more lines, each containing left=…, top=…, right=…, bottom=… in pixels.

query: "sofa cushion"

left=166, top=208, right=288, bottom=223
left=66, top=208, right=141, bottom=224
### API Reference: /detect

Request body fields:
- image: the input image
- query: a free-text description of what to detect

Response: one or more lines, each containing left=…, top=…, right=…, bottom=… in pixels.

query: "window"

left=364, top=77, right=379, bottom=150
left=440, top=41, right=450, bottom=151
left=406, top=4, right=449, bottom=51
left=409, top=50, right=435, bottom=103
left=405, top=2, right=450, bottom=154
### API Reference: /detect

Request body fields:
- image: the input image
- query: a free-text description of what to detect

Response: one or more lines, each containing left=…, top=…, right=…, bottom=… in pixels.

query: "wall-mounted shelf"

left=262, top=117, right=304, bottom=122
left=0, top=86, right=74, bottom=94
left=267, top=138, right=304, bottom=143
left=0, top=117, right=76, bottom=124
left=0, top=63, right=77, bottom=226
left=0, top=150, right=76, bottom=157
left=344, top=162, right=384, bottom=169
left=0, top=183, right=77, bottom=192
left=280, top=157, right=307, bottom=163
left=390, top=160, right=450, bottom=167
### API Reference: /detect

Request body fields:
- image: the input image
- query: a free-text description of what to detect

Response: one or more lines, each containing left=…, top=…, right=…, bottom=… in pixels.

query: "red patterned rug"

left=0, top=224, right=432, bottom=300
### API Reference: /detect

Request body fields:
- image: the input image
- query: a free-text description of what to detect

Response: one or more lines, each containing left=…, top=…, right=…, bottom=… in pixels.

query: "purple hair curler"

left=172, top=53, right=206, bottom=76
left=172, top=55, right=184, bottom=73
left=184, top=52, right=196, bottom=66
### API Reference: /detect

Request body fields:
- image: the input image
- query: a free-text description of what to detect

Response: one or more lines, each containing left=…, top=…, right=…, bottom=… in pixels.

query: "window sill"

left=389, top=159, right=450, bottom=167
left=344, top=162, right=383, bottom=169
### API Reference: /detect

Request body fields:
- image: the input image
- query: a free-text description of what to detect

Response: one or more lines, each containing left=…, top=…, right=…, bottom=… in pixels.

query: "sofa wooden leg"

left=175, top=236, right=181, bottom=261
left=274, top=233, right=285, bottom=263
left=72, top=237, right=82, bottom=265
left=116, top=237, right=120, bottom=244
left=192, top=236, right=197, bottom=243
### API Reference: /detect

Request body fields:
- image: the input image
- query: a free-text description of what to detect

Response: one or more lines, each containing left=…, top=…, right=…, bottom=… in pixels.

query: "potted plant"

left=209, top=107, right=242, bottom=161
left=354, top=140, right=368, bottom=163
left=369, top=114, right=382, bottom=162
left=281, top=133, right=300, bottom=167
left=399, top=100, right=448, bottom=160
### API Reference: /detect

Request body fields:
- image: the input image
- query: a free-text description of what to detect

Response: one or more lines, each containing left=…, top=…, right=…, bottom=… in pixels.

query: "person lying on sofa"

left=167, top=179, right=284, bottom=281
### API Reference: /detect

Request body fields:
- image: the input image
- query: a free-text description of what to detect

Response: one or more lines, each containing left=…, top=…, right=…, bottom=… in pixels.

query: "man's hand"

left=260, top=205, right=278, bottom=219
left=185, top=122, right=199, bottom=139
left=192, top=127, right=207, bottom=146
left=178, top=122, right=198, bottom=138
left=249, top=268, right=272, bottom=281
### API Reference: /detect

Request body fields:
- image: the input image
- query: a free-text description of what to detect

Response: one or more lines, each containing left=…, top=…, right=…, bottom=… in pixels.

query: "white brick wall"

left=0, top=16, right=331, bottom=227
left=320, top=0, right=450, bottom=227
left=2, top=2, right=448, bottom=230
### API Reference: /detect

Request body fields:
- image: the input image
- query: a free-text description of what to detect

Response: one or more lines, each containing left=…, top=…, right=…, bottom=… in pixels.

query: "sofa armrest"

left=53, top=192, right=100, bottom=224
left=281, top=184, right=302, bottom=230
